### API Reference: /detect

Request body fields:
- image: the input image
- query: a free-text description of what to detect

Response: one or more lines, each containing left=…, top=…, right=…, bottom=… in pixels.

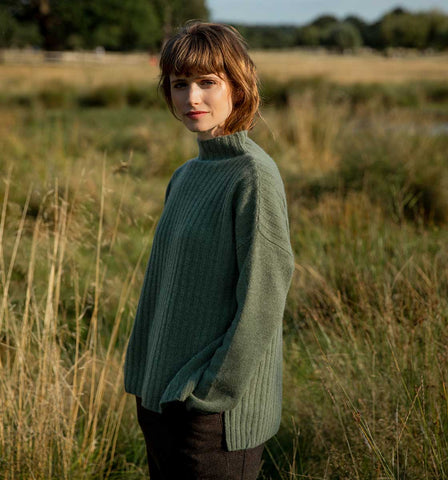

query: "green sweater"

left=124, top=130, right=295, bottom=451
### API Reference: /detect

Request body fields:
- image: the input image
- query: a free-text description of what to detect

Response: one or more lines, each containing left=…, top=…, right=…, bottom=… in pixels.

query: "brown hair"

left=159, top=22, right=260, bottom=134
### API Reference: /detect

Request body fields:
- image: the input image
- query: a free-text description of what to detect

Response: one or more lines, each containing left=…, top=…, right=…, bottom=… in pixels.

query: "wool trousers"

left=135, top=396, right=265, bottom=479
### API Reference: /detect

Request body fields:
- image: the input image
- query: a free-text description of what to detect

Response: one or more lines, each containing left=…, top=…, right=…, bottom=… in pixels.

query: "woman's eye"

left=201, top=80, right=215, bottom=86
left=172, top=82, right=187, bottom=89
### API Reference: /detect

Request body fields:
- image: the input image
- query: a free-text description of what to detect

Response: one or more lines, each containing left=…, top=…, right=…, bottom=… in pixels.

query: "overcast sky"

left=207, top=0, right=448, bottom=25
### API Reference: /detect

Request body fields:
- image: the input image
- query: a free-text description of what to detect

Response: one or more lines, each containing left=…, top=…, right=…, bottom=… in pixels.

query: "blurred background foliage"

left=237, top=8, right=448, bottom=51
left=0, top=2, right=447, bottom=52
left=0, top=0, right=209, bottom=51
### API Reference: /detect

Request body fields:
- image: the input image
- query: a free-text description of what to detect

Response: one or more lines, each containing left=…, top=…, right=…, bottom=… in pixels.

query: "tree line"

left=0, top=2, right=447, bottom=52
left=0, top=0, right=209, bottom=51
left=237, top=8, right=448, bottom=51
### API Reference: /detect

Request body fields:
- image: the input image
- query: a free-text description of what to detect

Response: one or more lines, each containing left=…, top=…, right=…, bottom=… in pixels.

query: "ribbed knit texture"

left=124, top=130, right=295, bottom=451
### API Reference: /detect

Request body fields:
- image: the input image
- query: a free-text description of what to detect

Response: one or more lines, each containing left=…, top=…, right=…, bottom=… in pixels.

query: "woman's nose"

left=187, top=83, right=201, bottom=105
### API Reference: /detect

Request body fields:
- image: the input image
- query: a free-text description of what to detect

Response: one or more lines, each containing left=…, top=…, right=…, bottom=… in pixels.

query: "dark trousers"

left=136, top=396, right=265, bottom=479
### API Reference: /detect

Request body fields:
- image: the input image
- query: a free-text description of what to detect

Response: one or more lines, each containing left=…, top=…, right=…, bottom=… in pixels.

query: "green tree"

left=344, top=15, right=366, bottom=31
left=232, top=25, right=296, bottom=49
left=323, top=22, right=363, bottom=52
left=295, top=25, right=321, bottom=46
left=344, top=15, right=369, bottom=44
left=152, top=0, right=209, bottom=40
left=427, top=9, right=448, bottom=49
left=84, top=0, right=162, bottom=51
left=5, top=0, right=66, bottom=50
left=4, top=0, right=208, bottom=51
left=379, top=11, right=432, bottom=49
left=0, top=6, right=19, bottom=47
left=311, top=14, right=338, bottom=29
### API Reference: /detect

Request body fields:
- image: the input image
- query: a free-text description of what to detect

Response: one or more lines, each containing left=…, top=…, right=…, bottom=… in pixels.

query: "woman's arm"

left=185, top=168, right=295, bottom=412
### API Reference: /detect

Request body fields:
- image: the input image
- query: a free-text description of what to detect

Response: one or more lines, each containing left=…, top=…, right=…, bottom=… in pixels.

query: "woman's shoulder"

left=234, top=137, right=292, bottom=255
left=239, top=137, right=286, bottom=193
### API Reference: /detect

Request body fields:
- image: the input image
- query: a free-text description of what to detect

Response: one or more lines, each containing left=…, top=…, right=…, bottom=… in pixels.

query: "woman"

left=124, top=21, right=295, bottom=480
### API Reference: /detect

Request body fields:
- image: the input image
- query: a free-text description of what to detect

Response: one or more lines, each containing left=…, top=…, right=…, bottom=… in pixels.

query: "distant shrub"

left=259, top=78, right=447, bottom=109
left=423, top=81, right=448, bottom=103
left=37, top=82, right=76, bottom=108
left=261, top=76, right=328, bottom=107
left=0, top=83, right=168, bottom=110
left=79, top=85, right=127, bottom=108
left=125, top=85, right=164, bottom=108
left=11, top=93, right=36, bottom=108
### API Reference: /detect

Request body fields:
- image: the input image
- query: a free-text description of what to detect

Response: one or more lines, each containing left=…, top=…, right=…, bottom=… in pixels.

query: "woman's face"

left=169, top=71, right=233, bottom=140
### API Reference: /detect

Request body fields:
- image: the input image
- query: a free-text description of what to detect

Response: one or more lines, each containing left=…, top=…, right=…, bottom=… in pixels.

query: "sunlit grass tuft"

left=0, top=164, right=150, bottom=479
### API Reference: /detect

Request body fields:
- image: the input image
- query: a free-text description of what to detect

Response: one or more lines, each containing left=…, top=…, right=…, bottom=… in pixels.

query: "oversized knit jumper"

left=124, top=130, right=295, bottom=451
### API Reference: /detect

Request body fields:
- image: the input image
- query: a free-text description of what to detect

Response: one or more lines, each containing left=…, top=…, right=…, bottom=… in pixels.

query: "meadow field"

left=1, top=50, right=448, bottom=479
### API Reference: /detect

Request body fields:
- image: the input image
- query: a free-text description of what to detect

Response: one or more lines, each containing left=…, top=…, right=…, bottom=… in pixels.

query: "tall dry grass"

left=0, top=163, right=151, bottom=479
left=277, top=190, right=448, bottom=478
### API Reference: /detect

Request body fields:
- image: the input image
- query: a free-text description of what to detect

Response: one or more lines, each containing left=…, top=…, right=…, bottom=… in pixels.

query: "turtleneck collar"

left=197, top=130, right=248, bottom=161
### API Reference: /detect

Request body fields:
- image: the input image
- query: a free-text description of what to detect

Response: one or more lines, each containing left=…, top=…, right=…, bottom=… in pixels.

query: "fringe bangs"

left=162, top=32, right=225, bottom=78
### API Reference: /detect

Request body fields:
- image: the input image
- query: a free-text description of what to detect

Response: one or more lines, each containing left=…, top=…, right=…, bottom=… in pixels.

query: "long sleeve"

left=184, top=167, right=295, bottom=413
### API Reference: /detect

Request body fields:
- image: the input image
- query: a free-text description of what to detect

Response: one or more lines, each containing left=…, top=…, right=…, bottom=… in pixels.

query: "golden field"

left=1, top=49, right=448, bottom=94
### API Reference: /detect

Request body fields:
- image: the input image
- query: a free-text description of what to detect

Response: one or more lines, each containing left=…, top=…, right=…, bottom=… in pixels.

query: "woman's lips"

left=185, top=111, right=208, bottom=119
